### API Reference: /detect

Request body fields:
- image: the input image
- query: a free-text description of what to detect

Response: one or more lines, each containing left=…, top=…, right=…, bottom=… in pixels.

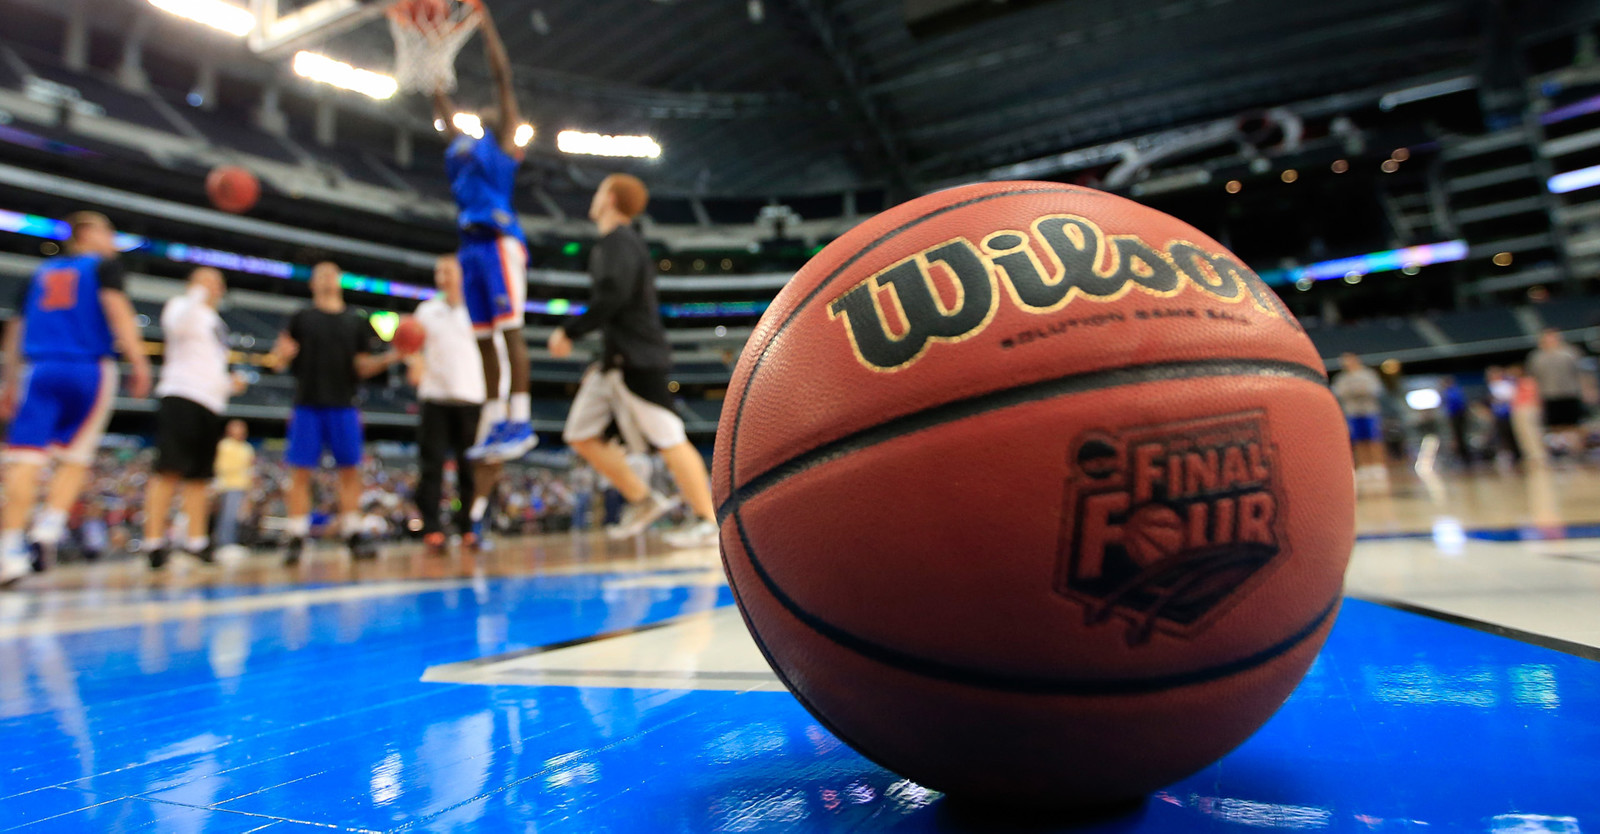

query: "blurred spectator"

left=1486, top=366, right=1520, bottom=466
left=1333, top=352, right=1387, bottom=488
left=1441, top=375, right=1469, bottom=465
left=214, top=420, right=256, bottom=555
left=1528, top=329, right=1586, bottom=460
left=1510, top=365, right=1548, bottom=468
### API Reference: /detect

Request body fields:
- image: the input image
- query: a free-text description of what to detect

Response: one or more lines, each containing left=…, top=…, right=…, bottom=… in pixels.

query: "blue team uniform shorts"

left=285, top=406, right=364, bottom=469
left=1347, top=414, right=1382, bottom=443
left=5, top=358, right=116, bottom=465
left=459, top=233, right=528, bottom=333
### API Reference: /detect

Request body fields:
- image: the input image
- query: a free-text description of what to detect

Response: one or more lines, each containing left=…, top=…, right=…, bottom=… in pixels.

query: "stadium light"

left=147, top=0, right=256, bottom=37
left=556, top=130, right=661, bottom=159
left=452, top=112, right=484, bottom=139
left=292, top=51, right=398, bottom=101
left=1549, top=164, right=1600, bottom=194
left=514, top=124, right=535, bottom=148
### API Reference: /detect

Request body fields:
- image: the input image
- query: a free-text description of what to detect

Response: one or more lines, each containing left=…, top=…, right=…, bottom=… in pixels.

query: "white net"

left=388, top=1, right=482, bottom=94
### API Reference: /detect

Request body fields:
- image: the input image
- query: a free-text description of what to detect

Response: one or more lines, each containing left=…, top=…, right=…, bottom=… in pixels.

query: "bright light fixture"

left=514, top=123, right=535, bottom=148
left=556, top=130, right=661, bottom=158
left=1549, top=163, right=1600, bottom=194
left=147, top=0, right=255, bottom=37
left=452, top=112, right=484, bottom=139
left=292, top=51, right=397, bottom=100
left=1405, top=389, right=1442, bottom=411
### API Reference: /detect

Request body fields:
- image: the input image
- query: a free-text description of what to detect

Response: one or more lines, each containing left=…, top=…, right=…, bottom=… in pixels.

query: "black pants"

left=418, top=401, right=482, bottom=535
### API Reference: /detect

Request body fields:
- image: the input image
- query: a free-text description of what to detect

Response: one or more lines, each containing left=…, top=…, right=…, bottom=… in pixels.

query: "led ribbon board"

left=1256, top=240, right=1469, bottom=286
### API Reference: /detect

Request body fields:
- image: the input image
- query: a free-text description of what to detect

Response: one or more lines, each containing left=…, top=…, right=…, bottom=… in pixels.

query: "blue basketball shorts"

left=1347, top=415, right=1381, bottom=443
left=459, top=235, right=527, bottom=334
left=5, top=358, right=117, bottom=465
left=285, top=405, right=364, bottom=469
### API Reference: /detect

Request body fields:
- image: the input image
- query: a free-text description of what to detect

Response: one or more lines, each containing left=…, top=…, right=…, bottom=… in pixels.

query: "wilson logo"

left=827, top=215, right=1292, bottom=371
left=1056, top=413, right=1284, bottom=645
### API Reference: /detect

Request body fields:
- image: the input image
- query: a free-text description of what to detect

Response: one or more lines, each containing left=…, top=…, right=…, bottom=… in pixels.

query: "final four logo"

left=826, top=214, right=1297, bottom=372
left=1056, top=413, right=1285, bottom=645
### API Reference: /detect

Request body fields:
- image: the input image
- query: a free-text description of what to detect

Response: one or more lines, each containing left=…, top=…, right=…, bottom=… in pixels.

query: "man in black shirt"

left=270, top=262, right=402, bottom=563
left=548, top=174, right=717, bottom=546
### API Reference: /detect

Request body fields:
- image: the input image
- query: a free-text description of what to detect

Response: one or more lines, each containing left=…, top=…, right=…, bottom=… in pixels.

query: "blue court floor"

left=3, top=471, right=1600, bottom=832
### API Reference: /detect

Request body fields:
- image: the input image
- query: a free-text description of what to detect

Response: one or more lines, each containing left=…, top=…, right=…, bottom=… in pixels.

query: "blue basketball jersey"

left=19, top=254, right=119, bottom=362
left=447, top=131, right=525, bottom=242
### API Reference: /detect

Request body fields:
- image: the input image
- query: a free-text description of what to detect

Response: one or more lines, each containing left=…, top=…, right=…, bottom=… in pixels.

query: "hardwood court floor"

left=1, top=467, right=1597, bottom=832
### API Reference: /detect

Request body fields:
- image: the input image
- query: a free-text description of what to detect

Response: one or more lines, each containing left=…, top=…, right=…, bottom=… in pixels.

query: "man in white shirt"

left=407, top=256, right=489, bottom=553
left=141, top=268, right=242, bottom=567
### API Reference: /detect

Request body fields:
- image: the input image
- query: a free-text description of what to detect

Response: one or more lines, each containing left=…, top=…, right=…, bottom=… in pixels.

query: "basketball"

left=713, top=181, right=1355, bottom=805
left=205, top=165, right=260, bottom=214
left=393, top=316, right=426, bottom=355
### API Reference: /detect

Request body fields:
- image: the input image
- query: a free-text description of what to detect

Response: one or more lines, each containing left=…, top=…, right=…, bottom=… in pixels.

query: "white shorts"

left=562, top=365, right=687, bottom=452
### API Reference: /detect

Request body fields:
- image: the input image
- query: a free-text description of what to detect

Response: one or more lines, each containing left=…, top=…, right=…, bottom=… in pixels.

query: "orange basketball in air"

left=393, top=316, right=426, bottom=356
left=713, top=181, right=1354, bottom=805
left=205, top=166, right=260, bottom=214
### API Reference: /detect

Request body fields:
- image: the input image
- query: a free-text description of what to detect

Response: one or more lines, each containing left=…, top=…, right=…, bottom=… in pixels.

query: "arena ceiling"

left=6, top=0, right=1598, bottom=199
left=409, top=0, right=1573, bottom=197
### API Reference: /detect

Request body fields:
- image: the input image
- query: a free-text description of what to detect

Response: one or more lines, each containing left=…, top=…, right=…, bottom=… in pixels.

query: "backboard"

left=248, top=0, right=393, bottom=58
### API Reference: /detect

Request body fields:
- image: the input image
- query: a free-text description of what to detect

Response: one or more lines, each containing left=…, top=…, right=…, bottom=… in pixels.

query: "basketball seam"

left=717, top=358, right=1331, bottom=521
left=727, top=185, right=1090, bottom=490
left=729, top=510, right=1339, bottom=695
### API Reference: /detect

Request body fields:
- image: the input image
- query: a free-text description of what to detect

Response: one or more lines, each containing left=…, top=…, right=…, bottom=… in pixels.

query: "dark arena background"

left=0, top=0, right=1598, bottom=831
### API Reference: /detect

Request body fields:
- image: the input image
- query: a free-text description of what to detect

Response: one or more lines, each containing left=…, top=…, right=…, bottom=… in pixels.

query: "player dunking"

left=432, top=1, right=534, bottom=464
left=0, top=212, right=151, bottom=585
left=549, top=175, right=718, bottom=547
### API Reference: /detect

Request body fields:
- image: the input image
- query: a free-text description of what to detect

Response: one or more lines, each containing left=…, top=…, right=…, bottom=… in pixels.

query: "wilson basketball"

left=713, top=181, right=1354, bottom=805
left=205, top=166, right=260, bottom=214
left=393, top=316, right=426, bottom=355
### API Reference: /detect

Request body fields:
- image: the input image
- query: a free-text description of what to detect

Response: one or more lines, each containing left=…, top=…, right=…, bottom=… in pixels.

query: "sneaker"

left=348, top=533, right=380, bottom=561
left=488, top=421, right=538, bottom=463
left=467, top=422, right=511, bottom=461
left=463, top=518, right=490, bottom=552
left=605, top=492, right=679, bottom=541
left=284, top=537, right=306, bottom=567
left=146, top=545, right=170, bottom=570
left=423, top=531, right=447, bottom=556
left=1, top=550, right=29, bottom=588
left=662, top=519, right=719, bottom=550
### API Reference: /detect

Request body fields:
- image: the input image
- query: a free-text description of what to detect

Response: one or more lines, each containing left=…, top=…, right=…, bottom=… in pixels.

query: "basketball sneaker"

left=423, top=531, right=447, bottom=556
left=348, top=532, right=380, bottom=561
left=466, top=422, right=510, bottom=461
left=463, top=519, right=491, bottom=552
left=605, top=492, right=679, bottom=541
left=663, top=519, right=718, bottom=550
left=489, top=421, right=538, bottom=463
left=284, top=537, right=306, bottom=567
left=0, top=548, right=29, bottom=588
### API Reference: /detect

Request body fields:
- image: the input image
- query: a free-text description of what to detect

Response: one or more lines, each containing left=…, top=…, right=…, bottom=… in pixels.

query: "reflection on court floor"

left=1, top=468, right=1598, bottom=832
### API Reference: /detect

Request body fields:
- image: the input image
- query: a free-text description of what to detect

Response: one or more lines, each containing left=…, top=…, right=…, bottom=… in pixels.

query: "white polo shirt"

left=415, top=295, right=486, bottom=404
left=155, top=287, right=230, bottom=414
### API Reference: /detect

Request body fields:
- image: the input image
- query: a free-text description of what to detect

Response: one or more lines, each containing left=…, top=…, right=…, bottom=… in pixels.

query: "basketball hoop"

left=388, top=0, right=482, bottom=95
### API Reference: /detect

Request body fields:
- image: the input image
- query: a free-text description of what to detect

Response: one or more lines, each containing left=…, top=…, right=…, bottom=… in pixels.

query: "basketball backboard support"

left=248, top=0, right=391, bottom=59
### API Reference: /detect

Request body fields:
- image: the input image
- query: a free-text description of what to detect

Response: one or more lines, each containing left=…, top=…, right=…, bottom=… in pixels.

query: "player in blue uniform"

left=432, top=1, right=535, bottom=464
left=0, top=212, right=151, bottom=585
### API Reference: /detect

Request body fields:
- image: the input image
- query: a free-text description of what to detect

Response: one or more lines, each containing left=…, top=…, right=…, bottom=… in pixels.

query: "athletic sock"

left=509, top=393, right=531, bottom=424
left=341, top=512, right=365, bottom=537
left=185, top=536, right=209, bottom=554
left=30, top=509, right=67, bottom=546
left=1, top=530, right=23, bottom=556
left=142, top=537, right=168, bottom=553
left=287, top=515, right=311, bottom=539
left=470, top=496, right=488, bottom=523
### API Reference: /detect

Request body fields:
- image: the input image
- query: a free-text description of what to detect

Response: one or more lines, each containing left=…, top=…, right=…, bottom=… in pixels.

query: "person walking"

left=1332, top=352, right=1387, bottom=490
left=1527, top=328, right=1586, bottom=462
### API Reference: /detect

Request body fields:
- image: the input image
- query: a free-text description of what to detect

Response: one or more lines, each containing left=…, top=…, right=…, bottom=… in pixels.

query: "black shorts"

left=154, top=396, right=223, bottom=480
left=1544, top=397, right=1585, bottom=428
